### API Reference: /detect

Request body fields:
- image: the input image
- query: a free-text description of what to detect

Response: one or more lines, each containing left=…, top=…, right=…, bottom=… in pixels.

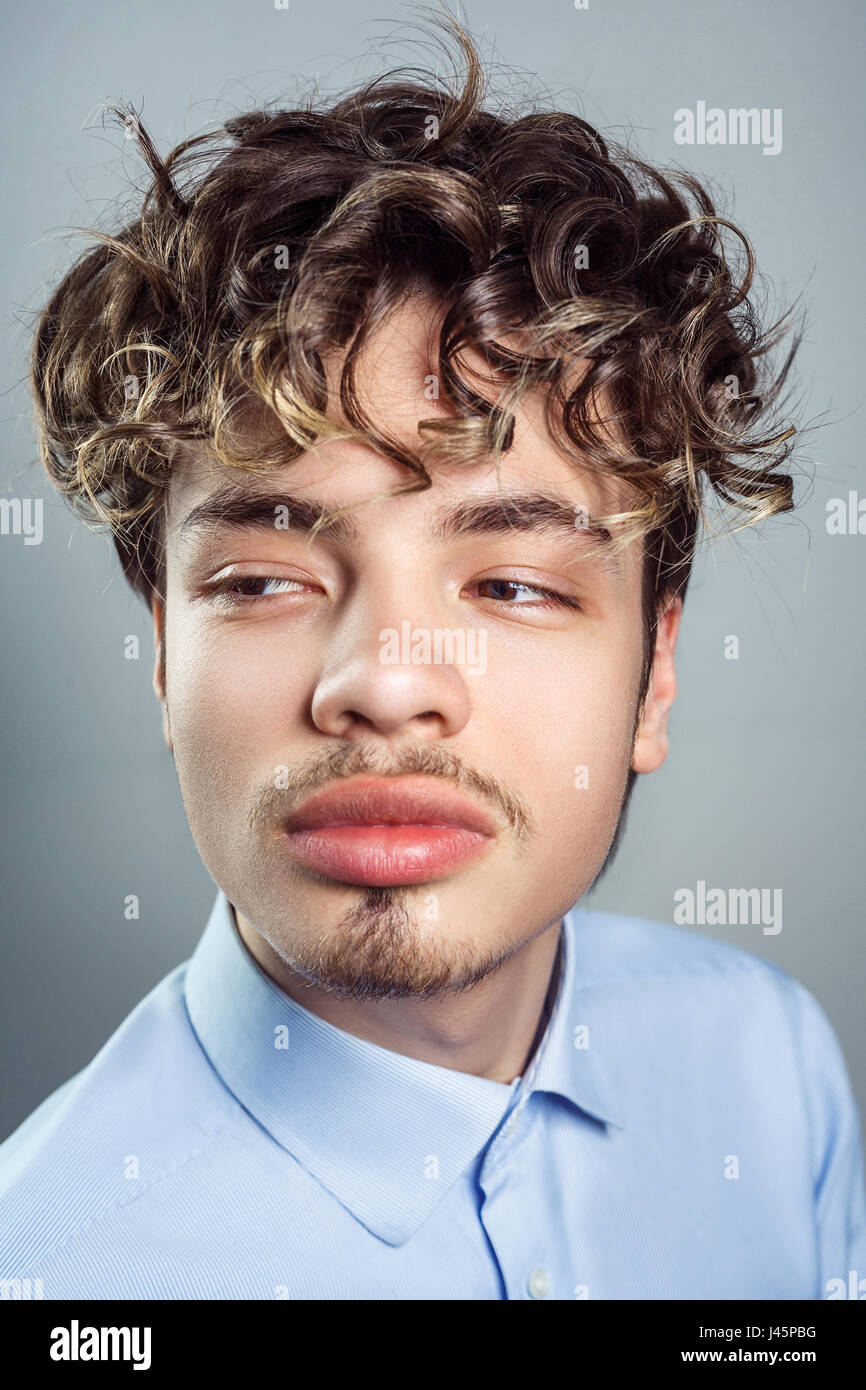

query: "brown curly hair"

left=29, top=15, right=799, bottom=721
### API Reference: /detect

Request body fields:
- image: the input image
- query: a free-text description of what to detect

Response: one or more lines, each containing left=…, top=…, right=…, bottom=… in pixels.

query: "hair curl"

left=30, top=16, right=800, bottom=720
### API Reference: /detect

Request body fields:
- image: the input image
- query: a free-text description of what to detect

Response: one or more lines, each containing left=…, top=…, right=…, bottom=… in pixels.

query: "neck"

left=233, top=907, right=564, bottom=1084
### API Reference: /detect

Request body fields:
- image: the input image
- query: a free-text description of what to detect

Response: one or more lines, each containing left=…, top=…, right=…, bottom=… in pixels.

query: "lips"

left=281, top=776, right=496, bottom=886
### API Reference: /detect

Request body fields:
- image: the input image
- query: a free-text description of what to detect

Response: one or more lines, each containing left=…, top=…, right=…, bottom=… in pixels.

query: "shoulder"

left=568, top=903, right=821, bottom=1018
left=569, top=902, right=849, bottom=1040
left=0, top=961, right=243, bottom=1283
left=569, top=902, right=786, bottom=982
left=570, top=904, right=863, bottom=1165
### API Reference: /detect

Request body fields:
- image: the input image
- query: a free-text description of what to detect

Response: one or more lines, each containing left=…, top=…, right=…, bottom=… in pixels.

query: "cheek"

left=164, top=610, right=313, bottom=793
left=480, top=623, right=641, bottom=823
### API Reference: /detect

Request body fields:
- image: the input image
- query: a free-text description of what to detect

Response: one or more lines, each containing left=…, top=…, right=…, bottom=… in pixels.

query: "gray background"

left=2, top=0, right=863, bottom=1140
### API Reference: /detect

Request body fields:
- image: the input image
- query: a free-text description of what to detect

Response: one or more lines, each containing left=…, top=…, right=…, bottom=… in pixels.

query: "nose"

left=310, top=590, right=473, bottom=742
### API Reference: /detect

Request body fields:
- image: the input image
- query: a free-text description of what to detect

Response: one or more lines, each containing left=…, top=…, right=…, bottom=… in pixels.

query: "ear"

left=630, top=596, right=683, bottom=774
left=151, top=597, right=173, bottom=752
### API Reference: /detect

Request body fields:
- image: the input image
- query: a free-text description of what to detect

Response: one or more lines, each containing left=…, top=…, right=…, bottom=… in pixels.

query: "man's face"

left=154, top=298, right=679, bottom=998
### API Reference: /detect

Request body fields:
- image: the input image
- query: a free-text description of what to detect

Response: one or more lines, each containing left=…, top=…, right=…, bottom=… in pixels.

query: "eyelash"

left=206, top=575, right=581, bottom=611
left=473, top=579, right=581, bottom=610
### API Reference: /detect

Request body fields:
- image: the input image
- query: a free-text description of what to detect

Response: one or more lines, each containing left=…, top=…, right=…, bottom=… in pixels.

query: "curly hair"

left=29, top=16, right=799, bottom=721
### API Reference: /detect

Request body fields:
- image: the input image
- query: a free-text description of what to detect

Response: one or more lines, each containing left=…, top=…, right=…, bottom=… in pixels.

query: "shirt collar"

left=526, top=901, right=626, bottom=1133
left=184, top=891, right=622, bottom=1246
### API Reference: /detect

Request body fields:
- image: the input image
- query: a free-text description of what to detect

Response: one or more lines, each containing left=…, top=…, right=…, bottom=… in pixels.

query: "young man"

left=2, top=25, right=864, bottom=1300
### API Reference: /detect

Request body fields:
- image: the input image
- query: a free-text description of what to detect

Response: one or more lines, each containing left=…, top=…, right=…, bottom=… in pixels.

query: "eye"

left=205, top=573, right=317, bottom=604
left=471, top=578, right=581, bottom=610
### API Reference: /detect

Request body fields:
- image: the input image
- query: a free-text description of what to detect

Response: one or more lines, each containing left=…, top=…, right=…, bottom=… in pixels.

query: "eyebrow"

left=178, top=485, right=621, bottom=566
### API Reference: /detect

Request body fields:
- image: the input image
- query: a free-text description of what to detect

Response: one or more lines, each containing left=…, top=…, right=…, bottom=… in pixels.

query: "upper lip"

left=283, top=777, right=497, bottom=836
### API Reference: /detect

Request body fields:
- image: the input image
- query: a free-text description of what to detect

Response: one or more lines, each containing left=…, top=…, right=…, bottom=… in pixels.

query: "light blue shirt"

left=2, top=891, right=864, bottom=1300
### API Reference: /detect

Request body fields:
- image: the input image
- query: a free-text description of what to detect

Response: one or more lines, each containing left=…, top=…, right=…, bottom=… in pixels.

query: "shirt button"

left=527, top=1267, right=551, bottom=1299
left=502, top=1113, right=517, bottom=1137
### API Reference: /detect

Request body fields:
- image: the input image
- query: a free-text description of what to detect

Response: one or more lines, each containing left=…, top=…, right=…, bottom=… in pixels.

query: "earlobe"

left=630, top=597, right=683, bottom=776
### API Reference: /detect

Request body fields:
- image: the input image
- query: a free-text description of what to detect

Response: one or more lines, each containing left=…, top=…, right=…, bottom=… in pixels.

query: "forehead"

left=165, top=294, right=637, bottom=548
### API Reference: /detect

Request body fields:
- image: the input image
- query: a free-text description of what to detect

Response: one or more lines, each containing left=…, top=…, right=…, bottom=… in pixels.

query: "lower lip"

left=283, top=824, right=492, bottom=886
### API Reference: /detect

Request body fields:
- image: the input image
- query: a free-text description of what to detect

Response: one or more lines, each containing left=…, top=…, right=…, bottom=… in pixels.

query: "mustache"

left=247, top=741, right=537, bottom=846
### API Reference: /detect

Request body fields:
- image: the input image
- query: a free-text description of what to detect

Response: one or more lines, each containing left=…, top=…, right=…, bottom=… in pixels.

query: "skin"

left=152, top=297, right=681, bottom=1084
